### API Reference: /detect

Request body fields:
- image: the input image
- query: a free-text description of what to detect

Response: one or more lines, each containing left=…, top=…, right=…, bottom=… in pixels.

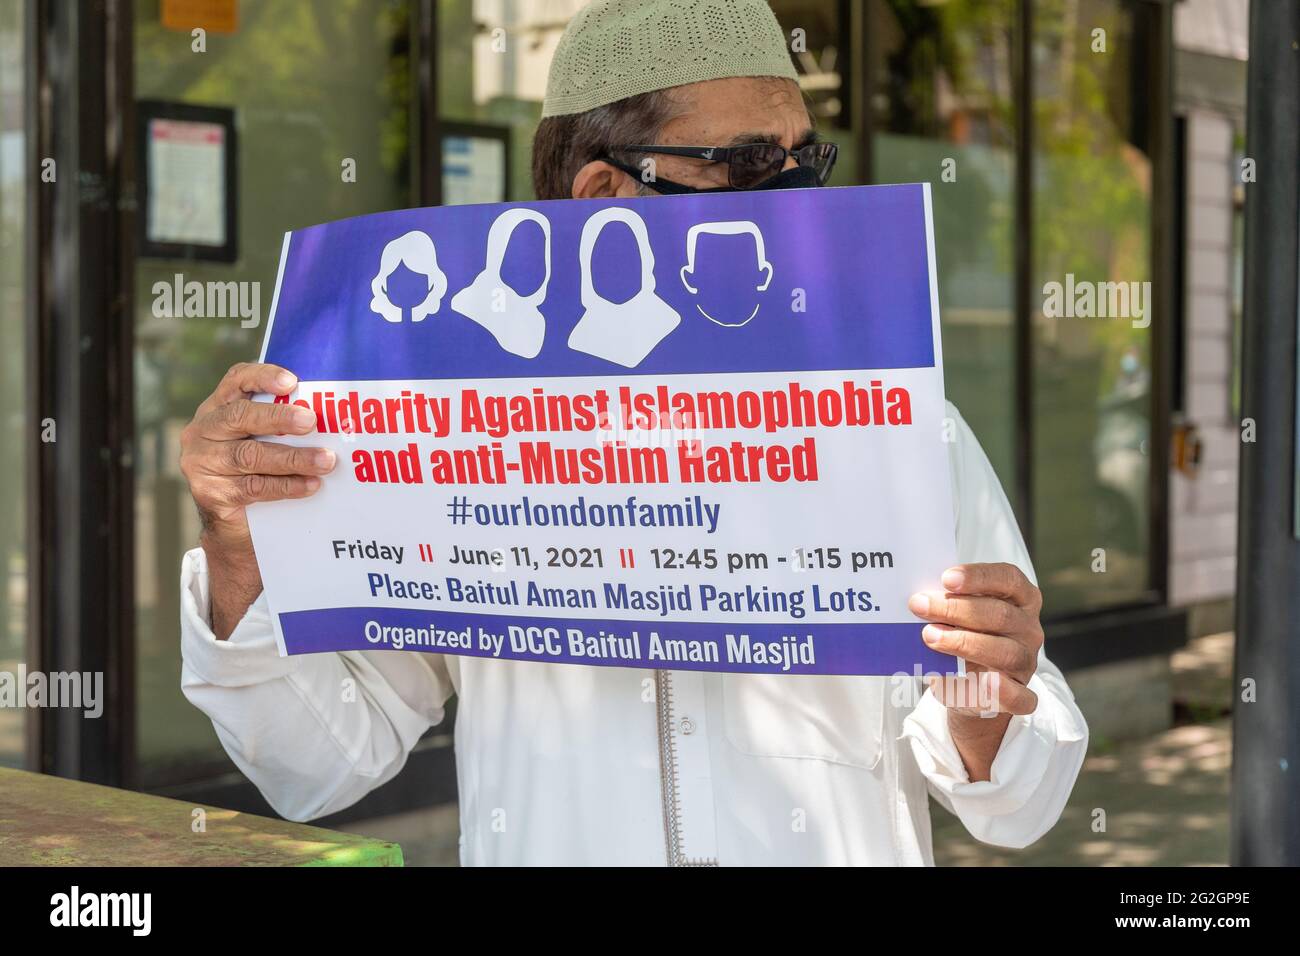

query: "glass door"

left=132, top=0, right=417, bottom=787
left=0, top=0, right=29, bottom=768
left=1031, top=0, right=1159, bottom=614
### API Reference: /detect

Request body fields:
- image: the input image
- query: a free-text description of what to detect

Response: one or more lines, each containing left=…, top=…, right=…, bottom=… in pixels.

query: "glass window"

left=133, top=0, right=415, bottom=782
left=438, top=1, right=858, bottom=202
left=870, top=0, right=1019, bottom=492
left=1031, top=0, right=1156, bottom=613
left=438, top=0, right=579, bottom=202
left=0, top=0, right=26, bottom=768
left=770, top=0, right=860, bottom=184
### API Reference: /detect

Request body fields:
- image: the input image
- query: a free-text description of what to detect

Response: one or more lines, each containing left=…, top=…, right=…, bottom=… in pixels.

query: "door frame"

left=27, top=0, right=136, bottom=785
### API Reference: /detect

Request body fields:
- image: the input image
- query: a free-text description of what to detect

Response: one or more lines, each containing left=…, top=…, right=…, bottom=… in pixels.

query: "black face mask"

left=605, top=160, right=823, bottom=195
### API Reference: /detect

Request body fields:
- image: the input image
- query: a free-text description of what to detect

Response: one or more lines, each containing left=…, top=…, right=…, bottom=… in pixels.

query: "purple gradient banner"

left=262, top=184, right=936, bottom=380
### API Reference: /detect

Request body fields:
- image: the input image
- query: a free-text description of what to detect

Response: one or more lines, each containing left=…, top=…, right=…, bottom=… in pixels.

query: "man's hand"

left=908, top=562, right=1045, bottom=782
left=179, top=362, right=337, bottom=639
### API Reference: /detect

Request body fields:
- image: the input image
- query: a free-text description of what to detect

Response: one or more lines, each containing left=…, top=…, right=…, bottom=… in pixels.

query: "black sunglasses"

left=613, top=141, right=838, bottom=190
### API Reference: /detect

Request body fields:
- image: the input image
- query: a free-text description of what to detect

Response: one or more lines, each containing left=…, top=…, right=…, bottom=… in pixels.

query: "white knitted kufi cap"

left=542, top=0, right=798, bottom=118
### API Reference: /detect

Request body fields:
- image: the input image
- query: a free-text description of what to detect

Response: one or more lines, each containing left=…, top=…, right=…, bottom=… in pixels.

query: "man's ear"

left=572, top=161, right=643, bottom=199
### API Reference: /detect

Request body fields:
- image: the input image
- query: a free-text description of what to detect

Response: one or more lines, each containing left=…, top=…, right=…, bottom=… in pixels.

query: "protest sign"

left=248, top=184, right=959, bottom=676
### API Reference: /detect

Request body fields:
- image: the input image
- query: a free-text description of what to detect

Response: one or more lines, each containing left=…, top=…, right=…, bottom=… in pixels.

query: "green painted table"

left=0, top=768, right=403, bottom=866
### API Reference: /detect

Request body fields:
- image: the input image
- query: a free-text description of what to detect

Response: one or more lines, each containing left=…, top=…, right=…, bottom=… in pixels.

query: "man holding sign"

left=178, top=0, right=1086, bottom=866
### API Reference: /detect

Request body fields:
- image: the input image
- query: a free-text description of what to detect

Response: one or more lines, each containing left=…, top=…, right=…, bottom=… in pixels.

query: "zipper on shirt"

left=654, top=670, right=718, bottom=867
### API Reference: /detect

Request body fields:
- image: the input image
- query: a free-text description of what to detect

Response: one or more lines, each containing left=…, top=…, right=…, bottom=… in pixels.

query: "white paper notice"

left=146, top=117, right=226, bottom=247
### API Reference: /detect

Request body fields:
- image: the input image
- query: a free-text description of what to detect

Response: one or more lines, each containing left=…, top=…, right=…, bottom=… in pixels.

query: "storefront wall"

left=1168, top=0, right=1249, bottom=619
left=10, top=0, right=1179, bottom=809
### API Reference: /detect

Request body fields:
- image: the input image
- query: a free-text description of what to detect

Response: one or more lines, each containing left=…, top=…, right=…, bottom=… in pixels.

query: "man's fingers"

left=922, top=625, right=1036, bottom=678
left=1000, top=679, right=1038, bottom=716
left=221, top=439, right=337, bottom=477
left=908, top=591, right=1031, bottom=637
left=198, top=362, right=298, bottom=416
left=233, top=474, right=322, bottom=505
left=940, top=562, right=1040, bottom=611
left=927, top=672, right=1038, bottom=716
left=201, top=398, right=317, bottom=440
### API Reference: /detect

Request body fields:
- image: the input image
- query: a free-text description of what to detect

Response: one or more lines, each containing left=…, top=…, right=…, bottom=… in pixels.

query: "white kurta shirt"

left=180, top=403, right=1088, bottom=865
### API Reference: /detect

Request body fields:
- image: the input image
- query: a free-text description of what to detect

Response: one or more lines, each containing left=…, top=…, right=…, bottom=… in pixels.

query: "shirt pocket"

left=719, top=673, right=885, bottom=771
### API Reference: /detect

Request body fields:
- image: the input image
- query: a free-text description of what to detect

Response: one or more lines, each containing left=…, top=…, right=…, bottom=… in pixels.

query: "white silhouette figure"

left=451, top=209, right=551, bottom=359
left=567, top=208, right=680, bottom=368
left=680, top=221, right=773, bottom=327
left=370, top=230, right=448, bottom=323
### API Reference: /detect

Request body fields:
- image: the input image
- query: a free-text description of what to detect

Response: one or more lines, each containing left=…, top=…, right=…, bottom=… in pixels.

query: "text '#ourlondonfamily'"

left=276, top=379, right=913, bottom=487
